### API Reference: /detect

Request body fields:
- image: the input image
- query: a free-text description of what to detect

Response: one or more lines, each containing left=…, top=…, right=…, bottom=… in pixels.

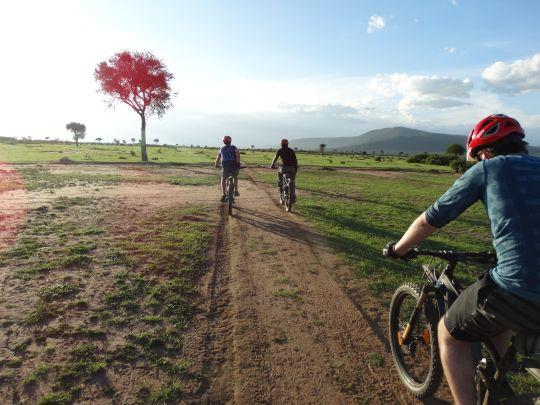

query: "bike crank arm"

left=399, top=286, right=433, bottom=345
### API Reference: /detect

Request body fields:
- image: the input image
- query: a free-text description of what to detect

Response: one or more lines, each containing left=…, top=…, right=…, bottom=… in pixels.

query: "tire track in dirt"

left=200, top=169, right=416, bottom=403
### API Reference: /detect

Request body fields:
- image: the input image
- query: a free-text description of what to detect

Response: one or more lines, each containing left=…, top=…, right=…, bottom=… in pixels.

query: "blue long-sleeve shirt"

left=425, top=154, right=540, bottom=302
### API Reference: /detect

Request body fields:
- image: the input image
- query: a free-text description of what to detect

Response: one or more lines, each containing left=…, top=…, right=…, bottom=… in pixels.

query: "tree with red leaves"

left=94, top=51, right=174, bottom=161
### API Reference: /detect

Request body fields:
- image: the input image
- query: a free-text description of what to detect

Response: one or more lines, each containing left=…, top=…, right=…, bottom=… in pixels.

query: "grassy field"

left=0, top=165, right=218, bottom=403
left=0, top=142, right=452, bottom=172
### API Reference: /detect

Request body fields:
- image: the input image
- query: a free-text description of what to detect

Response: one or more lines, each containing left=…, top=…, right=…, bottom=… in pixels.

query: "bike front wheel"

left=389, top=283, right=443, bottom=398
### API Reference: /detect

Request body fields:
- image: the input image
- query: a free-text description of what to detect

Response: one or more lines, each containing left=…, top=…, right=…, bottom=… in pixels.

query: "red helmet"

left=280, top=138, right=289, bottom=147
left=466, top=114, right=524, bottom=159
left=223, top=135, right=232, bottom=144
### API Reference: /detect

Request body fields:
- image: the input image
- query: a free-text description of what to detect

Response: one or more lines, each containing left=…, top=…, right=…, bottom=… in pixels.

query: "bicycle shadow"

left=233, top=206, right=324, bottom=246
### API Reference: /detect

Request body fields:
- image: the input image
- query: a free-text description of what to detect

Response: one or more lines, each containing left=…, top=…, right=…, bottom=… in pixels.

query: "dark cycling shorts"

left=444, top=272, right=540, bottom=342
left=222, top=161, right=239, bottom=177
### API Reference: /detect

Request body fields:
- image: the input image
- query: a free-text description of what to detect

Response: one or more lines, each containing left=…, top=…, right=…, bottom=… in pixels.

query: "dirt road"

left=195, top=169, right=419, bottom=404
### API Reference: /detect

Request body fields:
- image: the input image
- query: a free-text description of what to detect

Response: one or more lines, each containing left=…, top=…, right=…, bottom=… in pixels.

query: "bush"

left=406, top=153, right=429, bottom=164
left=450, top=159, right=468, bottom=173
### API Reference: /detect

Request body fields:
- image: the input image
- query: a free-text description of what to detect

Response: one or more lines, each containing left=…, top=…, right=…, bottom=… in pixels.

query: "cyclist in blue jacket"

left=215, top=135, right=241, bottom=202
left=385, top=114, right=540, bottom=405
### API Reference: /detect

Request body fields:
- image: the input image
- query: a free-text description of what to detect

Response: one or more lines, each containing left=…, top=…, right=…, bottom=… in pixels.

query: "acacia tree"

left=94, top=51, right=174, bottom=162
left=319, top=143, right=326, bottom=154
left=95, top=137, right=103, bottom=143
left=66, top=122, right=86, bottom=147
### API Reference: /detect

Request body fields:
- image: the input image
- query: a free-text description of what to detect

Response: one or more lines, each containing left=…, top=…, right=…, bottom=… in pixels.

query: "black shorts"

left=444, top=272, right=540, bottom=342
left=222, top=162, right=239, bottom=177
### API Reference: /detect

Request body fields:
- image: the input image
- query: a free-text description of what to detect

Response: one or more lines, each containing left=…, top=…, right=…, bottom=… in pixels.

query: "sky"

left=1, top=0, right=540, bottom=147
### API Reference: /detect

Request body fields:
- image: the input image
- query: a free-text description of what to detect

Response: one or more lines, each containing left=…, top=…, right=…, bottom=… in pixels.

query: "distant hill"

left=291, top=126, right=540, bottom=156
left=291, top=127, right=467, bottom=154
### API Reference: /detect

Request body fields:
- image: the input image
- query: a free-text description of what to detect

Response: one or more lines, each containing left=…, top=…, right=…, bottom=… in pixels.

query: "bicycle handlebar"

left=400, top=248, right=497, bottom=264
left=383, top=241, right=496, bottom=264
left=407, top=248, right=496, bottom=264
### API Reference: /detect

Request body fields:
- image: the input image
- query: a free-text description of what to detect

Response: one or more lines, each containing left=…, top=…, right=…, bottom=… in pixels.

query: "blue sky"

left=1, top=0, right=540, bottom=147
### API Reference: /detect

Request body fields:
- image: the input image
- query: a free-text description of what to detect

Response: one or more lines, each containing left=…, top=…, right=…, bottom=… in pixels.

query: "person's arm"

left=293, top=151, right=298, bottom=169
left=235, top=147, right=241, bottom=165
left=270, top=151, right=279, bottom=168
left=394, top=213, right=437, bottom=256
left=215, top=152, right=221, bottom=168
left=393, top=162, right=485, bottom=257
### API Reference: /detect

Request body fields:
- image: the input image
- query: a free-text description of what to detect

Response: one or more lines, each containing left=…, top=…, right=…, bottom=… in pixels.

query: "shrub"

left=406, top=153, right=429, bottom=164
left=450, top=159, right=468, bottom=173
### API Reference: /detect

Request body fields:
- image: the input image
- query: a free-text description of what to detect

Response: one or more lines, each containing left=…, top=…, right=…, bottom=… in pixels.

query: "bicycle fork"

left=399, top=285, right=435, bottom=346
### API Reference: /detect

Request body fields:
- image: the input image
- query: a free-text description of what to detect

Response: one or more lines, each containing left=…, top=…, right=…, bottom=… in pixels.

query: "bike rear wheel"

left=227, top=178, right=234, bottom=216
left=389, top=283, right=443, bottom=398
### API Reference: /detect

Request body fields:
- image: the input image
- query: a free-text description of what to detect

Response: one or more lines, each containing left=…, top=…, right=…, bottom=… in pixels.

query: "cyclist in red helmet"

left=215, top=135, right=241, bottom=202
left=270, top=139, right=299, bottom=202
left=385, top=114, right=540, bottom=404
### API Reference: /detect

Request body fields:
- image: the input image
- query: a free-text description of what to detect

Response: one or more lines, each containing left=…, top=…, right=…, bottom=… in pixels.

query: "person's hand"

left=270, top=164, right=276, bottom=169
left=383, top=241, right=417, bottom=261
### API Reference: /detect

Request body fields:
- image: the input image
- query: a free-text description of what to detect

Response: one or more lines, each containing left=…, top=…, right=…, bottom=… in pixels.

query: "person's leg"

left=234, top=175, right=239, bottom=195
left=220, top=175, right=226, bottom=195
left=277, top=172, right=283, bottom=191
left=438, top=319, right=476, bottom=405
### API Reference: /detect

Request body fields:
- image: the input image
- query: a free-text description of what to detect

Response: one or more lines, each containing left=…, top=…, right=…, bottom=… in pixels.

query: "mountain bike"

left=383, top=247, right=540, bottom=403
left=272, top=166, right=295, bottom=212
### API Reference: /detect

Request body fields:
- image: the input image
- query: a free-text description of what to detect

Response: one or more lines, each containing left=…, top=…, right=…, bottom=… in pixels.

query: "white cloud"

left=444, top=46, right=457, bottom=54
left=367, top=15, right=385, bottom=34
left=450, top=0, right=458, bottom=6
left=367, top=74, right=473, bottom=121
left=482, top=53, right=540, bottom=93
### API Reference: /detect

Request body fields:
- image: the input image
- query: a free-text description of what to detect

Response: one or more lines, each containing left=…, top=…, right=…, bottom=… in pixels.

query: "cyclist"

left=215, top=135, right=240, bottom=202
left=270, top=139, right=298, bottom=202
left=384, top=114, right=540, bottom=405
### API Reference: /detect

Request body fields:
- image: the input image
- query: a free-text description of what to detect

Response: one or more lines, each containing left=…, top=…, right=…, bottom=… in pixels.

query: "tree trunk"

left=140, top=114, right=148, bottom=162
left=75, top=137, right=79, bottom=147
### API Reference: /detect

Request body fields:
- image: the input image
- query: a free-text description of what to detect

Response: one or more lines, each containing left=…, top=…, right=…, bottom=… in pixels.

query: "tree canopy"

left=446, top=143, right=466, bottom=155
left=66, top=122, right=86, bottom=147
left=94, top=51, right=174, bottom=161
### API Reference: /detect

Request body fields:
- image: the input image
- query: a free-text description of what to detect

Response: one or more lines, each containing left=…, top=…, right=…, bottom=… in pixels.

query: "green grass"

left=38, top=391, right=73, bottom=405
left=39, top=284, right=79, bottom=302
left=273, top=288, right=301, bottom=300
left=1, top=142, right=451, bottom=172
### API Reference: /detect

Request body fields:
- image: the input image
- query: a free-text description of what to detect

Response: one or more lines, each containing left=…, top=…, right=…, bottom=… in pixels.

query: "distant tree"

left=319, top=143, right=326, bottom=153
left=294, top=147, right=298, bottom=151
left=131, top=137, right=136, bottom=144
left=122, top=139, right=127, bottom=145
left=95, top=137, right=103, bottom=143
left=66, top=122, right=86, bottom=147
left=113, top=138, right=120, bottom=146
left=446, top=143, right=466, bottom=156
left=153, top=138, right=159, bottom=145
left=45, top=136, right=50, bottom=141
left=380, top=149, right=384, bottom=155
left=95, top=50, right=175, bottom=162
